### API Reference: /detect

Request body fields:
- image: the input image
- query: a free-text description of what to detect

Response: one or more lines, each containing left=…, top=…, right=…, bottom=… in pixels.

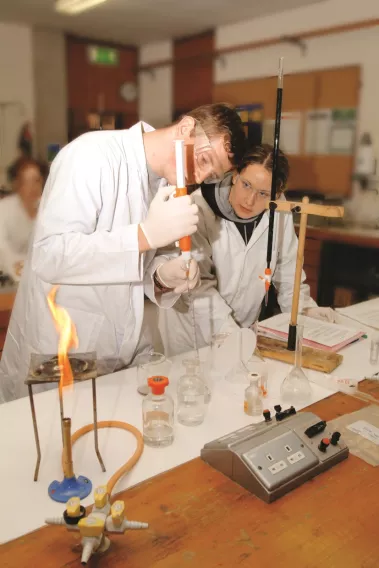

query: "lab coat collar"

left=128, top=121, right=156, bottom=201
left=128, top=121, right=168, bottom=196
left=128, top=121, right=154, bottom=179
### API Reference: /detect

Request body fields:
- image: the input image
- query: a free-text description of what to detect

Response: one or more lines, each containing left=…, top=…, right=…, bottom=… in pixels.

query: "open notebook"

left=258, top=313, right=364, bottom=352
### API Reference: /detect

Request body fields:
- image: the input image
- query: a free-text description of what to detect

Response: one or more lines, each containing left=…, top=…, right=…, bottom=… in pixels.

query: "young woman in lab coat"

left=0, top=158, right=47, bottom=282
left=159, top=144, right=335, bottom=356
left=0, top=104, right=246, bottom=403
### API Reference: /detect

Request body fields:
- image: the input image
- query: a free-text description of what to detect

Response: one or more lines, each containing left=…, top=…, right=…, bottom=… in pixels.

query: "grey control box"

left=201, top=412, right=348, bottom=503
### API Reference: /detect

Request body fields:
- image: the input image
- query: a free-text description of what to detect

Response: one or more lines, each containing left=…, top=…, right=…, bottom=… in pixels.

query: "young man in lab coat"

left=158, top=144, right=335, bottom=356
left=0, top=104, right=246, bottom=403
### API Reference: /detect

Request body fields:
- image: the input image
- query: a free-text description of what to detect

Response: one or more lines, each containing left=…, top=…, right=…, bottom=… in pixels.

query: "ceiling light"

left=55, top=0, right=109, bottom=16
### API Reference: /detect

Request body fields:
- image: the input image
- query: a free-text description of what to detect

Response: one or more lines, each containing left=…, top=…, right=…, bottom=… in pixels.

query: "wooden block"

left=257, top=335, right=343, bottom=373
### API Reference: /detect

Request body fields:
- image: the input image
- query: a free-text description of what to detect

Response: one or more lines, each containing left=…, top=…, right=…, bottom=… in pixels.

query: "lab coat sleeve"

left=31, top=138, right=144, bottom=285
left=273, top=215, right=317, bottom=313
left=143, top=253, right=181, bottom=309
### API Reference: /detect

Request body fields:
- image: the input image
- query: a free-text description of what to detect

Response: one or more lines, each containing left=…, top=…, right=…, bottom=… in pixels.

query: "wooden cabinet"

left=294, top=228, right=322, bottom=302
left=0, top=310, right=11, bottom=358
left=0, top=293, right=15, bottom=358
left=296, top=225, right=379, bottom=307
left=303, top=236, right=322, bottom=302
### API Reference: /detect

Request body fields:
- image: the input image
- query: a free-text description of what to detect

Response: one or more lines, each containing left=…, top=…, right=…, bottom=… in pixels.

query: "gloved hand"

left=155, top=257, right=200, bottom=294
left=140, top=185, right=199, bottom=249
left=303, top=307, right=336, bottom=323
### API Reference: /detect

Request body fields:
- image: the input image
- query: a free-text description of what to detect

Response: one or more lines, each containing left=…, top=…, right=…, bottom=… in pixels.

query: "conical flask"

left=280, top=324, right=312, bottom=404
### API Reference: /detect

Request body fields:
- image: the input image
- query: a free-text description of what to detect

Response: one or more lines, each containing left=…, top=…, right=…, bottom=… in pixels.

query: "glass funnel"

left=280, top=324, right=312, bottom=404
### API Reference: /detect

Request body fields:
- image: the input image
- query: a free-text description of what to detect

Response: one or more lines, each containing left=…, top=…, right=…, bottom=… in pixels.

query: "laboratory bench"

left=296, top=224, right=379, bottom=308
left=1, top=382, right=379, bottom=568
left=0, top=314, right=379, bottom=568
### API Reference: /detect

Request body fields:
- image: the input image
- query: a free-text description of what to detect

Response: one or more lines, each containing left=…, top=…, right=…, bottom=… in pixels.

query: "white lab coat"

left=0, top=193, right=34, bottom=282
left=159, top=190, right=317, bottom=356
left=0, top=122, right=177, bottom=403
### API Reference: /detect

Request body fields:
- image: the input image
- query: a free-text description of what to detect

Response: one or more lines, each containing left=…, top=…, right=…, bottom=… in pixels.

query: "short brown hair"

left=9, top=157, right=49, bottom=184
left=237, top=143, right=289, bottom=192
left=184, top=103, right=246, bottom=166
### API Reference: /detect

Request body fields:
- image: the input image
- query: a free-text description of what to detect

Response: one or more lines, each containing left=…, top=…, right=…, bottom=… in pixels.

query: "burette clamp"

left=259, top=268, right=272, bottom=292
left=269, top=201, right=278, bottom=212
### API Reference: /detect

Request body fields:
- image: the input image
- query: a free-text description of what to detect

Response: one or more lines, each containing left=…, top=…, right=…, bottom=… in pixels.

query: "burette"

left=175, top=139, right=199, bottom=358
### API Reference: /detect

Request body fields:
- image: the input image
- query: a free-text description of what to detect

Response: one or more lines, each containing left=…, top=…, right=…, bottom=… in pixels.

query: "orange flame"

left=47, top=286, right=78, bottom=390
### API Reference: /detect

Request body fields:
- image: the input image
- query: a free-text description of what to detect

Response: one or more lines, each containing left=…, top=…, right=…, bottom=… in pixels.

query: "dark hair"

left=237, top=144, right=289, bottom=192
left=7, top=157, right=49, bottom=184
left=183, top=103, right=247, bottom=166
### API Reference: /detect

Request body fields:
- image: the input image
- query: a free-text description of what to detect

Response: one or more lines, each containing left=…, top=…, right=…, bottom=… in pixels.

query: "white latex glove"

left=140, top=185, right=199, bottom=249
left=303, top=307, right=336, bottom=323
left=156, top=257, right=200, bottom=294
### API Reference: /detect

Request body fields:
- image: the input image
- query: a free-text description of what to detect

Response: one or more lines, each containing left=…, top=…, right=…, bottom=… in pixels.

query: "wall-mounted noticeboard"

left=214, top=66, right=360, bottom=197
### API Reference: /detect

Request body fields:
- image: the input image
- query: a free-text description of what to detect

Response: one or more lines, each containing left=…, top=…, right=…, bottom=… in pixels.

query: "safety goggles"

left=235, top=174, right=272, bottom=201
left=193, top=122, right=228, bottom=184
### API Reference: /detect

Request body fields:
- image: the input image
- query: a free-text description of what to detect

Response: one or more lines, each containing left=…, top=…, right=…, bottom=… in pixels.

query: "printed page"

left=259, top=313, right=362, bottom=348
left=337, top=298, right=379, bottom=330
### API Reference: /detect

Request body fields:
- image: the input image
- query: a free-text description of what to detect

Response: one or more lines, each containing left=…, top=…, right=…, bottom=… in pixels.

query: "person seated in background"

left=158, top=143, right=335, bottom=356
left=0, top=158, right=47, bottom=283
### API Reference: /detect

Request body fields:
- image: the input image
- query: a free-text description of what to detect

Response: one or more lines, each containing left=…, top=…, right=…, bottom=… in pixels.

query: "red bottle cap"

left=148, top=376, right=169, bottom=395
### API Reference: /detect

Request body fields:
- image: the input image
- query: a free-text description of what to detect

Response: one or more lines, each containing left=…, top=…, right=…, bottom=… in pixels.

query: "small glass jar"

left=177, top=368, right=206, bottom=427
left=182, top=358, right=211, bottom=403
left=246, top=354, right=269, bottom=397
left=142, top=376, right=174, bottom=447
left=244, top=373, right=263, bottom=417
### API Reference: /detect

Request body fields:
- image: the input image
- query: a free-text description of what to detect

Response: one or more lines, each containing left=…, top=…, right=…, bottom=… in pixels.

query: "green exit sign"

left=88, top=45, right=119, bottom=66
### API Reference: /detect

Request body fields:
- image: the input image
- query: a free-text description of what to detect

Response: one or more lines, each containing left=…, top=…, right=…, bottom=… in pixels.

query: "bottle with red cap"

left=142, top=376, right=174, bottom=447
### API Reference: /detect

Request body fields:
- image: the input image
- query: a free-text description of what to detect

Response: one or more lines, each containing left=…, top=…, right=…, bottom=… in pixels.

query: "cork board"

left=214, top=65, right=360, bottom=197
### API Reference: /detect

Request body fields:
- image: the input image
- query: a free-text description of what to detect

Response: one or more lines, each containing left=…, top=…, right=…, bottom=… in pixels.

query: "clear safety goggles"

left=193, top=122, right=229, bottom=184
left=235, top=174, right=272, bottom=201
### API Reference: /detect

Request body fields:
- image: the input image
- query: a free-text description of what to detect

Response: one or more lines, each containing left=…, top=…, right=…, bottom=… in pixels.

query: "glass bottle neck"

left=294, top=325, right=304, bottom=369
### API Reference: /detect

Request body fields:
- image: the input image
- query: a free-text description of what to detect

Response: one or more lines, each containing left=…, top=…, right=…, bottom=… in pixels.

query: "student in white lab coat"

left=159, top=144, right=335, bottom=356
left=0, top=158, right=47, bottom=282
left=0, top=104, right=246, bottom=403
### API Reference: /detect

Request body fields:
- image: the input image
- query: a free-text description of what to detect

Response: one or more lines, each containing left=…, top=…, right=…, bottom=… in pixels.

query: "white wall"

left=138, top=0, right=379, bottom=160
left=138, top=41, right=173, bottom=127
left=0, top=22, right=34, bottom=185
left=215, top=0, right=379, bottom=160
left=32, top=28, right=68, bottom=161
left=216, top=0, right=379, bottom=49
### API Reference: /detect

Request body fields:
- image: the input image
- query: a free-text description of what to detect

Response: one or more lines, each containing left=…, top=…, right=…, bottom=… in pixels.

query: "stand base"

left=48, top=475, right=92, bottom=503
